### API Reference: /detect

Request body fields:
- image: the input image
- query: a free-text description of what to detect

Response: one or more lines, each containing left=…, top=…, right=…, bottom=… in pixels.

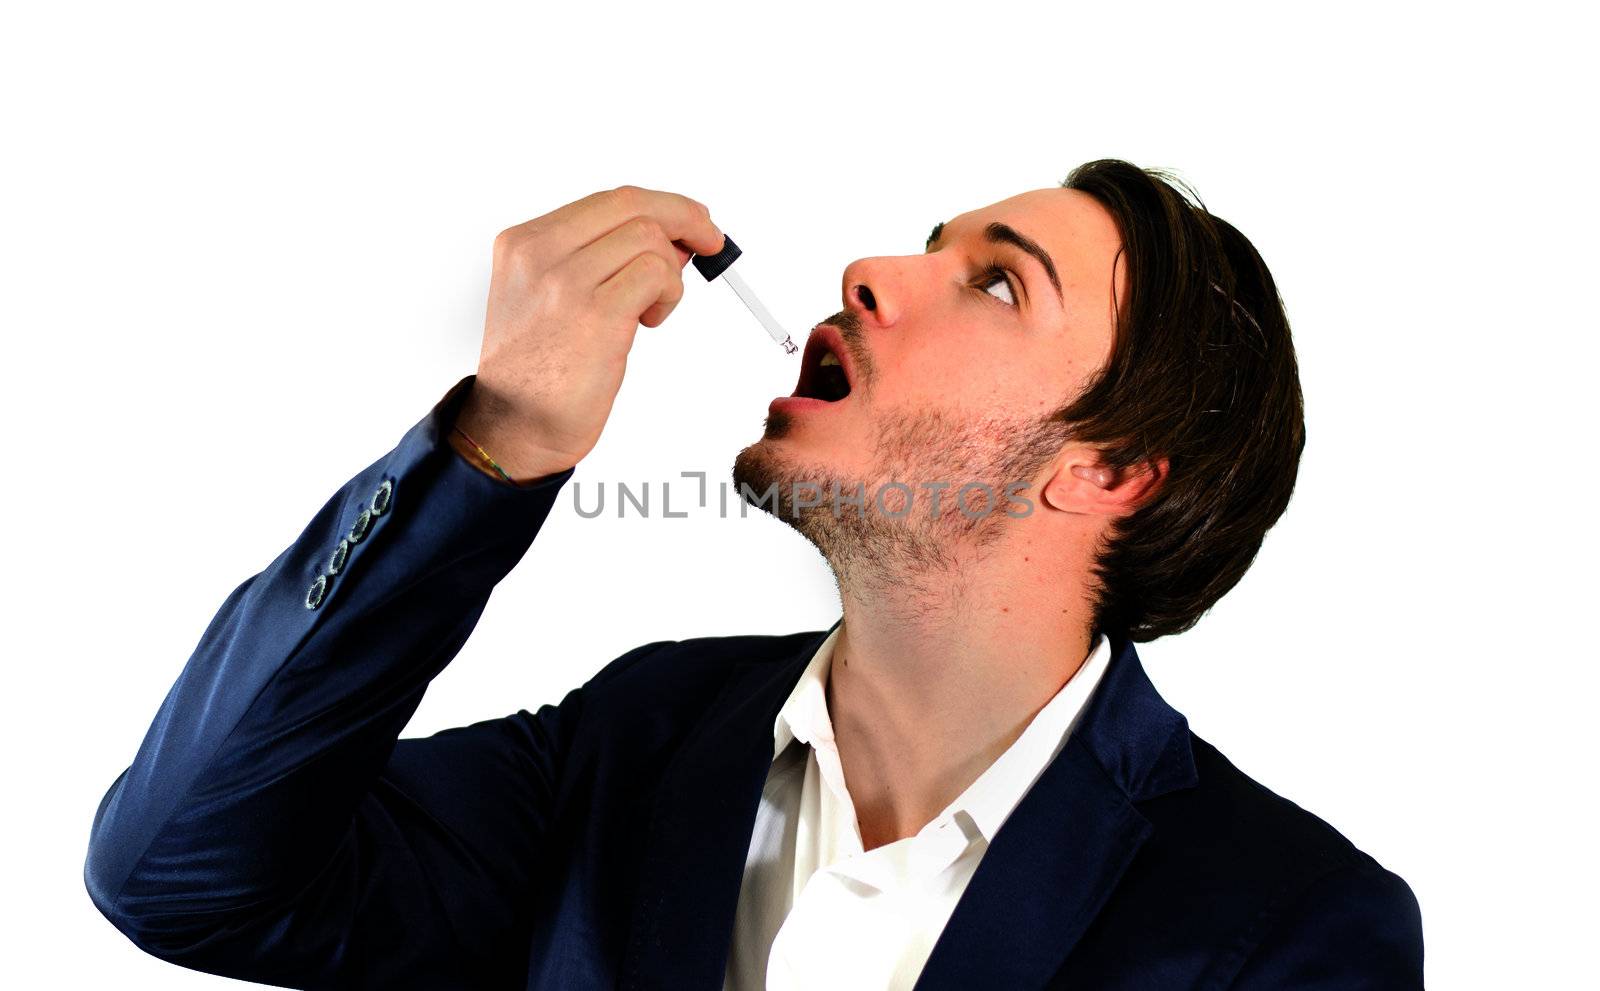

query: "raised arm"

left=84, top=185, right=725, bottom=988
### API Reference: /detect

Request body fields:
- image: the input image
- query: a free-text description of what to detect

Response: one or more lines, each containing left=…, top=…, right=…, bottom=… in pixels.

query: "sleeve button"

left=328, top=538, right=350, bottom=575
left=348, top=507, right=372, bottom=544
left=305, top=574, right=328, bottom=610
left=370, top=479, right=393, bottom=517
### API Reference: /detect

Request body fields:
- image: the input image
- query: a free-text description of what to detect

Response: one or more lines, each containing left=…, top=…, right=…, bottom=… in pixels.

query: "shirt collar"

left=773, top=623, right=841, bottom=760
left=770, top=623, right=1115, bottom=842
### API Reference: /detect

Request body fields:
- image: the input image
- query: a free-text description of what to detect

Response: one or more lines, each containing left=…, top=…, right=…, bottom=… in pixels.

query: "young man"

left=86, top=163, right=1424, bottom=989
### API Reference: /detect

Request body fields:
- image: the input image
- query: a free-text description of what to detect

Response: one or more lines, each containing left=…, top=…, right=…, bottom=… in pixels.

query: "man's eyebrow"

left=926, top=219, right=1063, bottom=304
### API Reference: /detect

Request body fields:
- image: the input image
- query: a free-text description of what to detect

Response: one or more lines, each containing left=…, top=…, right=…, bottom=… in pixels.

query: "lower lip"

left=768, top=395, right=844, bottom=416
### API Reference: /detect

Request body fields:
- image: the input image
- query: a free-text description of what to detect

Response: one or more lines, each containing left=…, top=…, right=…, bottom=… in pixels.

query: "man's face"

left=733, top=188, right=1126, bottom=576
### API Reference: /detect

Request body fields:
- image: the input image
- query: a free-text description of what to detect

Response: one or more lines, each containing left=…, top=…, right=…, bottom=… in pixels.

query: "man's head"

left=733, top=159, right=1304, bottom=642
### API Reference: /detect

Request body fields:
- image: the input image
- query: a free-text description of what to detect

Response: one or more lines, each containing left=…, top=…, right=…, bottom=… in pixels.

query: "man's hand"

left=455, top=185, right=725, bottom=481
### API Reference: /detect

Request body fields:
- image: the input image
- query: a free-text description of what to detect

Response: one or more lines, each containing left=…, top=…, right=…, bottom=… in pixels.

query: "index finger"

left=552, top=185, right=725, bottom=263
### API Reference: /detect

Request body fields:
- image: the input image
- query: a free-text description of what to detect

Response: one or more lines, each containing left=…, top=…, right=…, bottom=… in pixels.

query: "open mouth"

left=793, top=330, right=853, bottom=402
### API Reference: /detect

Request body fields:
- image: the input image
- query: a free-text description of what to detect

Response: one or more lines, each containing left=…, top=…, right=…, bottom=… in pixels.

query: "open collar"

left=618, top=627, right=1197, bottom=990
left=771, top=624, right=1117, bottom=844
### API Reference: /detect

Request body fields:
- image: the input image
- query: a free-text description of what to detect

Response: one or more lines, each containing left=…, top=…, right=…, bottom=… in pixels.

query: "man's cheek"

left=892, top=363, right=963, bottom=403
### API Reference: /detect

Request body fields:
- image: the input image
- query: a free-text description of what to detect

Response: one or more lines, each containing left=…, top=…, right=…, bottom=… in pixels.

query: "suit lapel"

left=619, top=624, right=835, bottom=990
left=912, top=739, right=1151, bottom=990
left=913, top=634, right=1199, bottom=990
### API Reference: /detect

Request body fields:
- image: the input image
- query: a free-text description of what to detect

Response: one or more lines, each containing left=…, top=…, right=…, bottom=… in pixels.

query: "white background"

left=3, top=2, right=1594, bottom=987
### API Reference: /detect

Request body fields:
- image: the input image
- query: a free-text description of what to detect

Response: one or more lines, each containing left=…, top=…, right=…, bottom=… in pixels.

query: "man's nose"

left=851, top=281, right=878, bottom=312
left=841, top=257, right=896, bottom=328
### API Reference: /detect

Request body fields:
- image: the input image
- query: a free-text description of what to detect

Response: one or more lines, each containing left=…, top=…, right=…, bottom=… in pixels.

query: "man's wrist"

left=450, top=394, right=576, bottom=485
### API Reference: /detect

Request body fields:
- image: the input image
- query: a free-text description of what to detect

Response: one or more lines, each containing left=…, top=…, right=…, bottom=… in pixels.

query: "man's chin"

left=732, top=407, right=826, bottom=501
left=730, top=438, right=787, bottom=516
left=730, top=438, right=833, bottom=523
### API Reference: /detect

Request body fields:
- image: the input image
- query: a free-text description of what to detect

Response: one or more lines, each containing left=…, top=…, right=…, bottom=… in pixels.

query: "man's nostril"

left=855, top=284, right=877, bottom=311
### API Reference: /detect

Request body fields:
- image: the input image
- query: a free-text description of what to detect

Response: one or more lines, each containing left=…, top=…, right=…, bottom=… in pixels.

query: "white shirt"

left=722, top=624, right=1114, bottom=990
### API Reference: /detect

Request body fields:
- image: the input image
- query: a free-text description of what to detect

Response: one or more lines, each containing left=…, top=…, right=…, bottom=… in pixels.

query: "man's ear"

left=1041, top=450, right=1168, bottom=516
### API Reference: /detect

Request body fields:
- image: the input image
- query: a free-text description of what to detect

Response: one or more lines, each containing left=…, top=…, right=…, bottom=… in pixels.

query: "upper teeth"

left=820, top=351, right=841, bottom=367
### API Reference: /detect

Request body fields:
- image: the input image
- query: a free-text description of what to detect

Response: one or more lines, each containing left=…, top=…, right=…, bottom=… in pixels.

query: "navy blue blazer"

left=85, top=375, right=1424, bottom=989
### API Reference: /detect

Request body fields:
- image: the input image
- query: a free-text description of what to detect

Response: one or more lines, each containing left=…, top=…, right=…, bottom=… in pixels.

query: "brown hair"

left=1057, top=159, right=1305, bottom=641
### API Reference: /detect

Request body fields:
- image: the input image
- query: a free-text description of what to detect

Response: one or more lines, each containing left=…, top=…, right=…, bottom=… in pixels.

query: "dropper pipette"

left=690, top=235, right=799, bottom=354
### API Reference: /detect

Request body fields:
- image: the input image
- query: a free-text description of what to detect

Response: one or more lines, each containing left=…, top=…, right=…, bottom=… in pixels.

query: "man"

left=85, top=162, right=1424, bottom=989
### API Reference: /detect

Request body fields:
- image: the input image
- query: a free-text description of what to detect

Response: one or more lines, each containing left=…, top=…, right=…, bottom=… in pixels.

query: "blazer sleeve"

left=1228, top=861, right=1425, bottom=989
left=83, top=374, right=609, bottom=989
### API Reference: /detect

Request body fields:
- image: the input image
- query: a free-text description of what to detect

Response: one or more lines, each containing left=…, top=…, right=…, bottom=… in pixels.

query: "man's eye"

left=972, top=266, right=1017, bottom=307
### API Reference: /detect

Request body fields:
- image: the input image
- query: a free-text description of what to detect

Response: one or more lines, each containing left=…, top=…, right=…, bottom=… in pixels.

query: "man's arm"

left=82, top=375, right=612, bottom=987
left=84, top=184, right=724, bottom=987
left=1229, top=861, right=1425, bottom=989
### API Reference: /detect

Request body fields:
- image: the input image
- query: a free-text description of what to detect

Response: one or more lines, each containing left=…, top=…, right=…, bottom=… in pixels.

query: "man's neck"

left=825, top=532, right=1098, bottom=852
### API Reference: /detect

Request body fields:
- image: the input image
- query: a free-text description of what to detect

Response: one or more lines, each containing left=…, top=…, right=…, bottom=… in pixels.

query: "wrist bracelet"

left=453, top=424, right=515, bottom=484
